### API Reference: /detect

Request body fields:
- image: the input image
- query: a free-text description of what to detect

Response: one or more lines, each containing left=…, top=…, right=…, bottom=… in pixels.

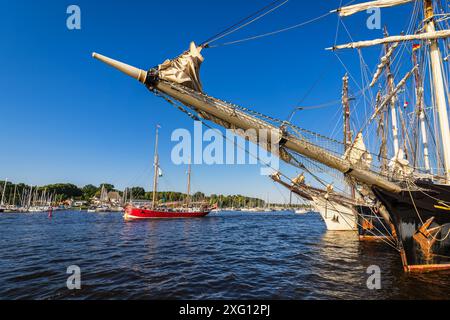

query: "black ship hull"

left=356, top=205, right=394, bottom=242
left=373, top=181, right=450, bottom=272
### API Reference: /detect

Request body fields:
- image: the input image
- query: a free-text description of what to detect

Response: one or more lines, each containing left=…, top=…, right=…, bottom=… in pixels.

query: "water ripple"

left=1, top=211, right=450, bottom=299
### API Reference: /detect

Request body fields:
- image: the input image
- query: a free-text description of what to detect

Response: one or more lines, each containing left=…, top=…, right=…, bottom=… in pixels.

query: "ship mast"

left=412, top=46, right=432, bottom=173
left=152, top=125, right=160, bottom=209
left=424, top=0, right=450, bottom=182
left=342, top=74, right=356, bottom=198
left=342, top=74, right=352, bottom=149
left=384, top=28, right=401, bottom=160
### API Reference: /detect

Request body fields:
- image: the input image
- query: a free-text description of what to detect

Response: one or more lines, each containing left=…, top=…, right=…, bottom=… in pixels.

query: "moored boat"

left=124, top=206, right=210, bottom=220
left=124, top=126, right=211, bottom=221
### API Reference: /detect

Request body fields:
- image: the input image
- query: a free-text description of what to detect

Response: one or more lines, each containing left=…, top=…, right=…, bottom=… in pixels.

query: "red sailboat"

left=124, top=125, right=211, bottom=221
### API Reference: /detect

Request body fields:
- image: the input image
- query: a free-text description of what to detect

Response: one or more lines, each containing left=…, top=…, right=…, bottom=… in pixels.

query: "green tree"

left=82, top=184, right=98, bottom=200
left=130, top=187, right=146, bottom=199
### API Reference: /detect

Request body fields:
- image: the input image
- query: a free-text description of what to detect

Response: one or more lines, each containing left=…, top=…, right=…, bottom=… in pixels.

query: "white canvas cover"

left=337, top=0, right=413, bottom=17
left=344, top=133, right=373, bottom=170
left=389, top=149, right=413, bottom=177
left=332, top=30, right=450, bottom=50
left=158, top=42, right=204, bottom=92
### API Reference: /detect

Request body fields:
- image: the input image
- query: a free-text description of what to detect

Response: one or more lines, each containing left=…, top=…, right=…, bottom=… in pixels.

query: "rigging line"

left=272, top=182, right=290, bottom=204
left=323, top=197, right=400, bottom=249
left=157, top=91, right=303, bottom=193
left=294, top=58, right=336, bottom=107
left=406, top=180, right=425, bottom=225
left=204, top=0, right=290, bottom=47
left=208, top=11, right=332, bottom=48
left=163, top=80, right=399, bottom=173
left=159, top=87, right=355, bottom=208
left=334, top=0, right=344, bottom=47
left=277, top=166, right=398, bottom=245
left=200, top=0, right=287, bottom=46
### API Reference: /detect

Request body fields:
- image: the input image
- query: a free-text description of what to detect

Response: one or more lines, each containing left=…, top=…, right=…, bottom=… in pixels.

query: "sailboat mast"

left=12, top=184, right=17, bottom=206
left=1, top=179, right=8, bottom=206
left=424, top=0, right=450, bottom=182
left=412, top=48, right=432, bottom=173
left=152, top=125, right=160, bottom=209
left=186, top=162, right=192, bottom=206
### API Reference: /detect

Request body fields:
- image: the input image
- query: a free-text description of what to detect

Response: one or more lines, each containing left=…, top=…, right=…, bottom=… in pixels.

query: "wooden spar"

left=156, top=81, right=401, bottom=193
left=370, top=42, right=399, bottom=88
left=412, top=48, right=431, bottom=173
left=327, top=30, right=450, bottom=50
left=384, top=29, right=400, bottom=159
left=342, top=74, right=356, bottom=198
left=92, top=53, right=402, bottom=194
left=424, top=0, right=450, bottom=182
left=333, top=0, right=414, bottom=17
left=370, top=65, right=418, bottom=121
left=342, top=74, right=352, bottom=149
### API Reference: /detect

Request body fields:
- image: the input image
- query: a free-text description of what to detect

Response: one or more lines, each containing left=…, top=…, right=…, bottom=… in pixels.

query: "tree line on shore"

left=0, top=181, right=270, bottom=207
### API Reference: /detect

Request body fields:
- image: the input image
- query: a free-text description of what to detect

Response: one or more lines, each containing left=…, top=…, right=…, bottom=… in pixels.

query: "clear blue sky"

left=0, top=0, right=414, bottom=202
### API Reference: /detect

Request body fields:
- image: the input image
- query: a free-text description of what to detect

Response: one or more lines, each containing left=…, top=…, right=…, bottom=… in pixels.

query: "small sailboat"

left=124, top=126, right=211, bottom=221
left=295, top=208, right=308, bottom=215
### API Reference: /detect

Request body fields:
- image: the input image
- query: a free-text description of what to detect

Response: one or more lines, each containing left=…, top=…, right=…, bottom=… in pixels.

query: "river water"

left=0, top=210, right=449, bottom=300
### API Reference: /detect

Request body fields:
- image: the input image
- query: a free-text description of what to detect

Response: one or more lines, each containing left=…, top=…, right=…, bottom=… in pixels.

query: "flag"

left=412, top=44, right=421, bottom=51
left=158, top=168, right=163, bottom=177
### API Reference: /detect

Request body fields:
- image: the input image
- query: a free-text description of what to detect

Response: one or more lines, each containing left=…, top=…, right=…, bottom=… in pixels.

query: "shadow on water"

left=0, top=211, right=449, bottom=299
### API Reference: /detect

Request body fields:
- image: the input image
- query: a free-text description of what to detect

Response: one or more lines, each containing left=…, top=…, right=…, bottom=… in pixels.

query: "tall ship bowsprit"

left=93, top=0, right=450, bottom=272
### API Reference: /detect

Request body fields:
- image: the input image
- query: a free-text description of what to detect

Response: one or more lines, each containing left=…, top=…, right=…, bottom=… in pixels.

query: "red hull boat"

left=123, top=126, right=212, bottom=221
left=124, top=206, right=210, bottom=220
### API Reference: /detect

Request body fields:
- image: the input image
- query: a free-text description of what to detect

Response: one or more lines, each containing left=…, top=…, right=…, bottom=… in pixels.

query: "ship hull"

left=356, top=206, right=394, bottom=242
left=312, top=197, right=357, bottom=231
left=124, top=207, right=210, bottom=221
left=373, top=181, right=450, bottom=272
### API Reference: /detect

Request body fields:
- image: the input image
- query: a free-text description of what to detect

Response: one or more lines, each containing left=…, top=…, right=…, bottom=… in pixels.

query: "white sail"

left=329, top=30, right=450, bottom=50
left=336, top=0, right=414, bottom=17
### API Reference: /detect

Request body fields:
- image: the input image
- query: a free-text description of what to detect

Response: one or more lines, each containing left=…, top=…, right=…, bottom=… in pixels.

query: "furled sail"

left=158, top=42, right=204, bottom=92
left=370, top=65, right=418, bottom=120
left=336, top=0, right=414, bottom=17
left=370, top=42, right=399, bottom=87
left=328, top=30, right=450, bottom=50
left=344, top=133, right=373, bottom=170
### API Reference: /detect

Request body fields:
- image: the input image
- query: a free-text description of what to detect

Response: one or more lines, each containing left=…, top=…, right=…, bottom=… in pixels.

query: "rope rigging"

left=201, top=0, right=290, bottom=47
left=162, top=89, right=401, bottom=247
left=207, top=11, right=333, bottom=48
